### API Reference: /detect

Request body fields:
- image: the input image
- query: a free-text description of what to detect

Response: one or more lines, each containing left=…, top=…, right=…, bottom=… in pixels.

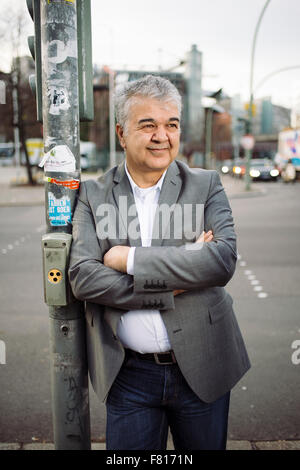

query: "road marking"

left=240, top=255, right=268, bottom=299
left=7, top=244, right=13, bottom=250
left=36, top=225, right=46, bottom=233
left=258, top=292, right=268, bottom=298
left=1, top=249, right=7, bottom=254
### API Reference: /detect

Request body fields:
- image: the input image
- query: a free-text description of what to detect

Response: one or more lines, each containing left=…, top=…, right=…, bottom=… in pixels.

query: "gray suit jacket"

left=69, top=159, right=251, bottom=403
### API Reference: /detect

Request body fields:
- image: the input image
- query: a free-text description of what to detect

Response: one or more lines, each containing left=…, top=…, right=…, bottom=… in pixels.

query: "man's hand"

left=196, top=229, right=213, bottom=244
left=103, top=245, right=130, bottom=273
left=173, top=230, right=213, bottom=296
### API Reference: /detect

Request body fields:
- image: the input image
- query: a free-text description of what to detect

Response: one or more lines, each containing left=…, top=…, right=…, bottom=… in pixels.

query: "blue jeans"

left=106, top=353, right=230, bottom=450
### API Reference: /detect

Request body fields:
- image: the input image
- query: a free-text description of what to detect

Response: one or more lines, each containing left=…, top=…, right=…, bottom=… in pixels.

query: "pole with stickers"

left=27, top=0, right=93, bottom=450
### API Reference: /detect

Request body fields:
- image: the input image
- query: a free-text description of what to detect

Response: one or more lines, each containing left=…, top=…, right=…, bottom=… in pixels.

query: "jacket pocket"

left=208, top=294, right=233, bottom=324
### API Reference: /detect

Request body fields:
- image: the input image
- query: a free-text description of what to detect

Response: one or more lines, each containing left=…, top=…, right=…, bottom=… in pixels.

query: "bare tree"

left=0, top=3, right=38, bottom=185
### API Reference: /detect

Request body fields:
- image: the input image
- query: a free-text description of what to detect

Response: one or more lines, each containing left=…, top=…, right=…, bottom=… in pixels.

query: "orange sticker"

left=45, top=177, right=80, bottom=190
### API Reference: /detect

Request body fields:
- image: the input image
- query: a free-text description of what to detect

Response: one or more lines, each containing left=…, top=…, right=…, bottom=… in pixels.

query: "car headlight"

left=250, top=169, right=260, bottom=177
left=221, top=165, right=229, bottom=173
left=270, top=169, right=279, bottom=177
left=233, top=166, right=242, bottom=174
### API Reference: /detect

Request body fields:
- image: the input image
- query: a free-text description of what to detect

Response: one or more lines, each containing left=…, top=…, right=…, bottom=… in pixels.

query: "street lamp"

left=245, top=0, right=272, bottom=191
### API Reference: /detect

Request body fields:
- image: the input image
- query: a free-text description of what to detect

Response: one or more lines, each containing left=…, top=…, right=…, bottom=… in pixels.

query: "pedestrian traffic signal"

left=77, top=0, right=94, bottom=121
left=26, top=0, right=43, bottom=122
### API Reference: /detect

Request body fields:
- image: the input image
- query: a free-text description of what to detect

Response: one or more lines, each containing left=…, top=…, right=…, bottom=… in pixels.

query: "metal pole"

left=245, top=0, right=272, bottom=191
left=40, top=0, right=91, bottom=450
left=108, top=69, right=116, bottom=168
left=205, top=107, right=213, bottom=170
left=12, top=71, right=21, bottom=182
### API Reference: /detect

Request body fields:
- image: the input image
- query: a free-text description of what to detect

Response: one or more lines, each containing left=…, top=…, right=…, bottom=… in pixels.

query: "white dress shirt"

left=116, top=162, right=172, bottom=353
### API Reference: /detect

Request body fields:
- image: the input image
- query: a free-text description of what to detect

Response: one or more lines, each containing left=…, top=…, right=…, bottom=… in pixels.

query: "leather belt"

left=125, top=348, right=177, bottom=365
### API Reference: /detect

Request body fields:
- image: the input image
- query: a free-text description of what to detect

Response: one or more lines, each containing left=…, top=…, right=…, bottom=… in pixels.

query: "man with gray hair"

left=69, top=74, right=250, bottom=450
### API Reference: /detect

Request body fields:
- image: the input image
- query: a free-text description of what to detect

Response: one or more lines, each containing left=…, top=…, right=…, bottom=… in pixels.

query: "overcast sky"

left=1, top=0, right=300, bottom=109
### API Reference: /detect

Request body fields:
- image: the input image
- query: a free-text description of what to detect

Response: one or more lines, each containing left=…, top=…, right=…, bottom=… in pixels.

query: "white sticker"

left=48, top=39, right=77, bottom=64
left=48, top=85, right=70, bottom=115
left=39, top=145, right=76, bottom=172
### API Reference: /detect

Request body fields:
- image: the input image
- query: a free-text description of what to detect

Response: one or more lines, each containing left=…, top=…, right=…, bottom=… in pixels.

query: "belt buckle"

left=154, top=351, right=176, bottom=365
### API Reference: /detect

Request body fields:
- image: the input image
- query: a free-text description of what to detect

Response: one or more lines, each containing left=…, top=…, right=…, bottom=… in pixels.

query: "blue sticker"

left=48, top=192, right=71, bottom=226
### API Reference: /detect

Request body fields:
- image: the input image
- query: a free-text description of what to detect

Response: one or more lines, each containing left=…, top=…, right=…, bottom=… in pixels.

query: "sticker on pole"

left=39, top=145, right=76, bottom=172
left=44, top=176, right=80, bottom=190
left=241, top=135, right=255, bottom=150
left=48, top=192, right=72, bottom=226
left=48, top=85, right=71, bottom=114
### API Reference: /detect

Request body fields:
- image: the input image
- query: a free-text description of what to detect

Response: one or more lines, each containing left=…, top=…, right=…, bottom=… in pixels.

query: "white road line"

left=240, top=261, right=246, bottom=266
left=7, top=244, right=13, bottom=250
left=244, top=270, right=252, bottom=275
left=251, top=280, right=260, bottom=285
left=36, top=225, right=46, bottom=233
left=247, top=275, right=256, bottom=280
left=1, top=249, right=7, bottom=254
left=254, top=286, right=263, bottom=291
left=258, top=292, right=268, bottom=298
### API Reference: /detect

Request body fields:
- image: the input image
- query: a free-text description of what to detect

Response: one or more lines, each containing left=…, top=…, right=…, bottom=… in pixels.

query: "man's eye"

left=168, top=123, right=178, bottom=128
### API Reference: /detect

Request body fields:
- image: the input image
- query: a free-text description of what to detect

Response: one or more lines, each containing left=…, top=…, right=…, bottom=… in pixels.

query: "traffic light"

left=26, top=0, right=94, bottom=122
left=77, top=0, right=94, bottom=121
left=26, top=0, right=42, bottom=122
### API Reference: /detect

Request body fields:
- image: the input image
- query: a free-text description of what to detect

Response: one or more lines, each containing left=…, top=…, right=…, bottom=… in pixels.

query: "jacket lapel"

left=112, top=161, right=142, bottom=247
left=151, top=160, right=182, bottom=247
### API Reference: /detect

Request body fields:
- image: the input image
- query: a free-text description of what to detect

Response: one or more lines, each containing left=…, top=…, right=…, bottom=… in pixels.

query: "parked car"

left=80, top=141, right=98, bottom=171
left=0, top=143, right=14, bottom=166
left=249, top=158, right=279, bottom=181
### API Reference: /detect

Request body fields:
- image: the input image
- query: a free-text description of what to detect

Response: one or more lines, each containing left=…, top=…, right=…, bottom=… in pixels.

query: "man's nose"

left=151, top=125, right=168, bottom=142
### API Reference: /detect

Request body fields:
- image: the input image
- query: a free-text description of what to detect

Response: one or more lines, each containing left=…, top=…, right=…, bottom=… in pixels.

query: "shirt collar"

left=125, top=160, right=167, bottom=196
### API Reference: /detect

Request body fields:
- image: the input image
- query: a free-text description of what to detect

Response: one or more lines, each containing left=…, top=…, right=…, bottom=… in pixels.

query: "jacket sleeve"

left=68, top=182, right=175, bottom=311
left=132, top=171, right=237, bottom=293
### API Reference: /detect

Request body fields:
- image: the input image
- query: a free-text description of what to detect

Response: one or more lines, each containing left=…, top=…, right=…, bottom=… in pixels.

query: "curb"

left=1, top=440, right=300, bottom=451
left=0, top=201, right=44, bottom=207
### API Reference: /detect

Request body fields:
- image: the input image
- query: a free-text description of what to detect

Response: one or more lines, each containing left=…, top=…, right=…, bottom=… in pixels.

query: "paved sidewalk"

left=0, top=167, right=265, bottom=207
left=0, top=439, right=300, bottom=450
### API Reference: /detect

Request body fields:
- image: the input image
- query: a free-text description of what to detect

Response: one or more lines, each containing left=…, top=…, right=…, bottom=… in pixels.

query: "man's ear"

left=116, top=124, right=126, bottom=149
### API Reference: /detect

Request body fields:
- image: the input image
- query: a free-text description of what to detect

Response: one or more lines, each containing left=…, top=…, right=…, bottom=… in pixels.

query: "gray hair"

left=114, top=74, right=182, bottom=131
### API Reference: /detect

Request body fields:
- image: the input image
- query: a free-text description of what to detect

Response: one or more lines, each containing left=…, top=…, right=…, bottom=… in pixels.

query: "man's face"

left=116, top=96, right=180, bottom=175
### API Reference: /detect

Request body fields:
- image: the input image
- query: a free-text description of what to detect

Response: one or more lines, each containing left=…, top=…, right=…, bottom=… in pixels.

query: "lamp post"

left=245, top=0, right=272, bottom=191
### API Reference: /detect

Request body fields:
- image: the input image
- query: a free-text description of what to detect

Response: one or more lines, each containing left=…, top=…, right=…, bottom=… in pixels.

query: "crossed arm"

left=69, top=171, right=237, bottom=309
left=103, top=230, right=214, bottom=296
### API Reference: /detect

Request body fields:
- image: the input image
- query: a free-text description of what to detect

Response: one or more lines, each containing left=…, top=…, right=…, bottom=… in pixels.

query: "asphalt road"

left=0, top=179, right=299, bottom=443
